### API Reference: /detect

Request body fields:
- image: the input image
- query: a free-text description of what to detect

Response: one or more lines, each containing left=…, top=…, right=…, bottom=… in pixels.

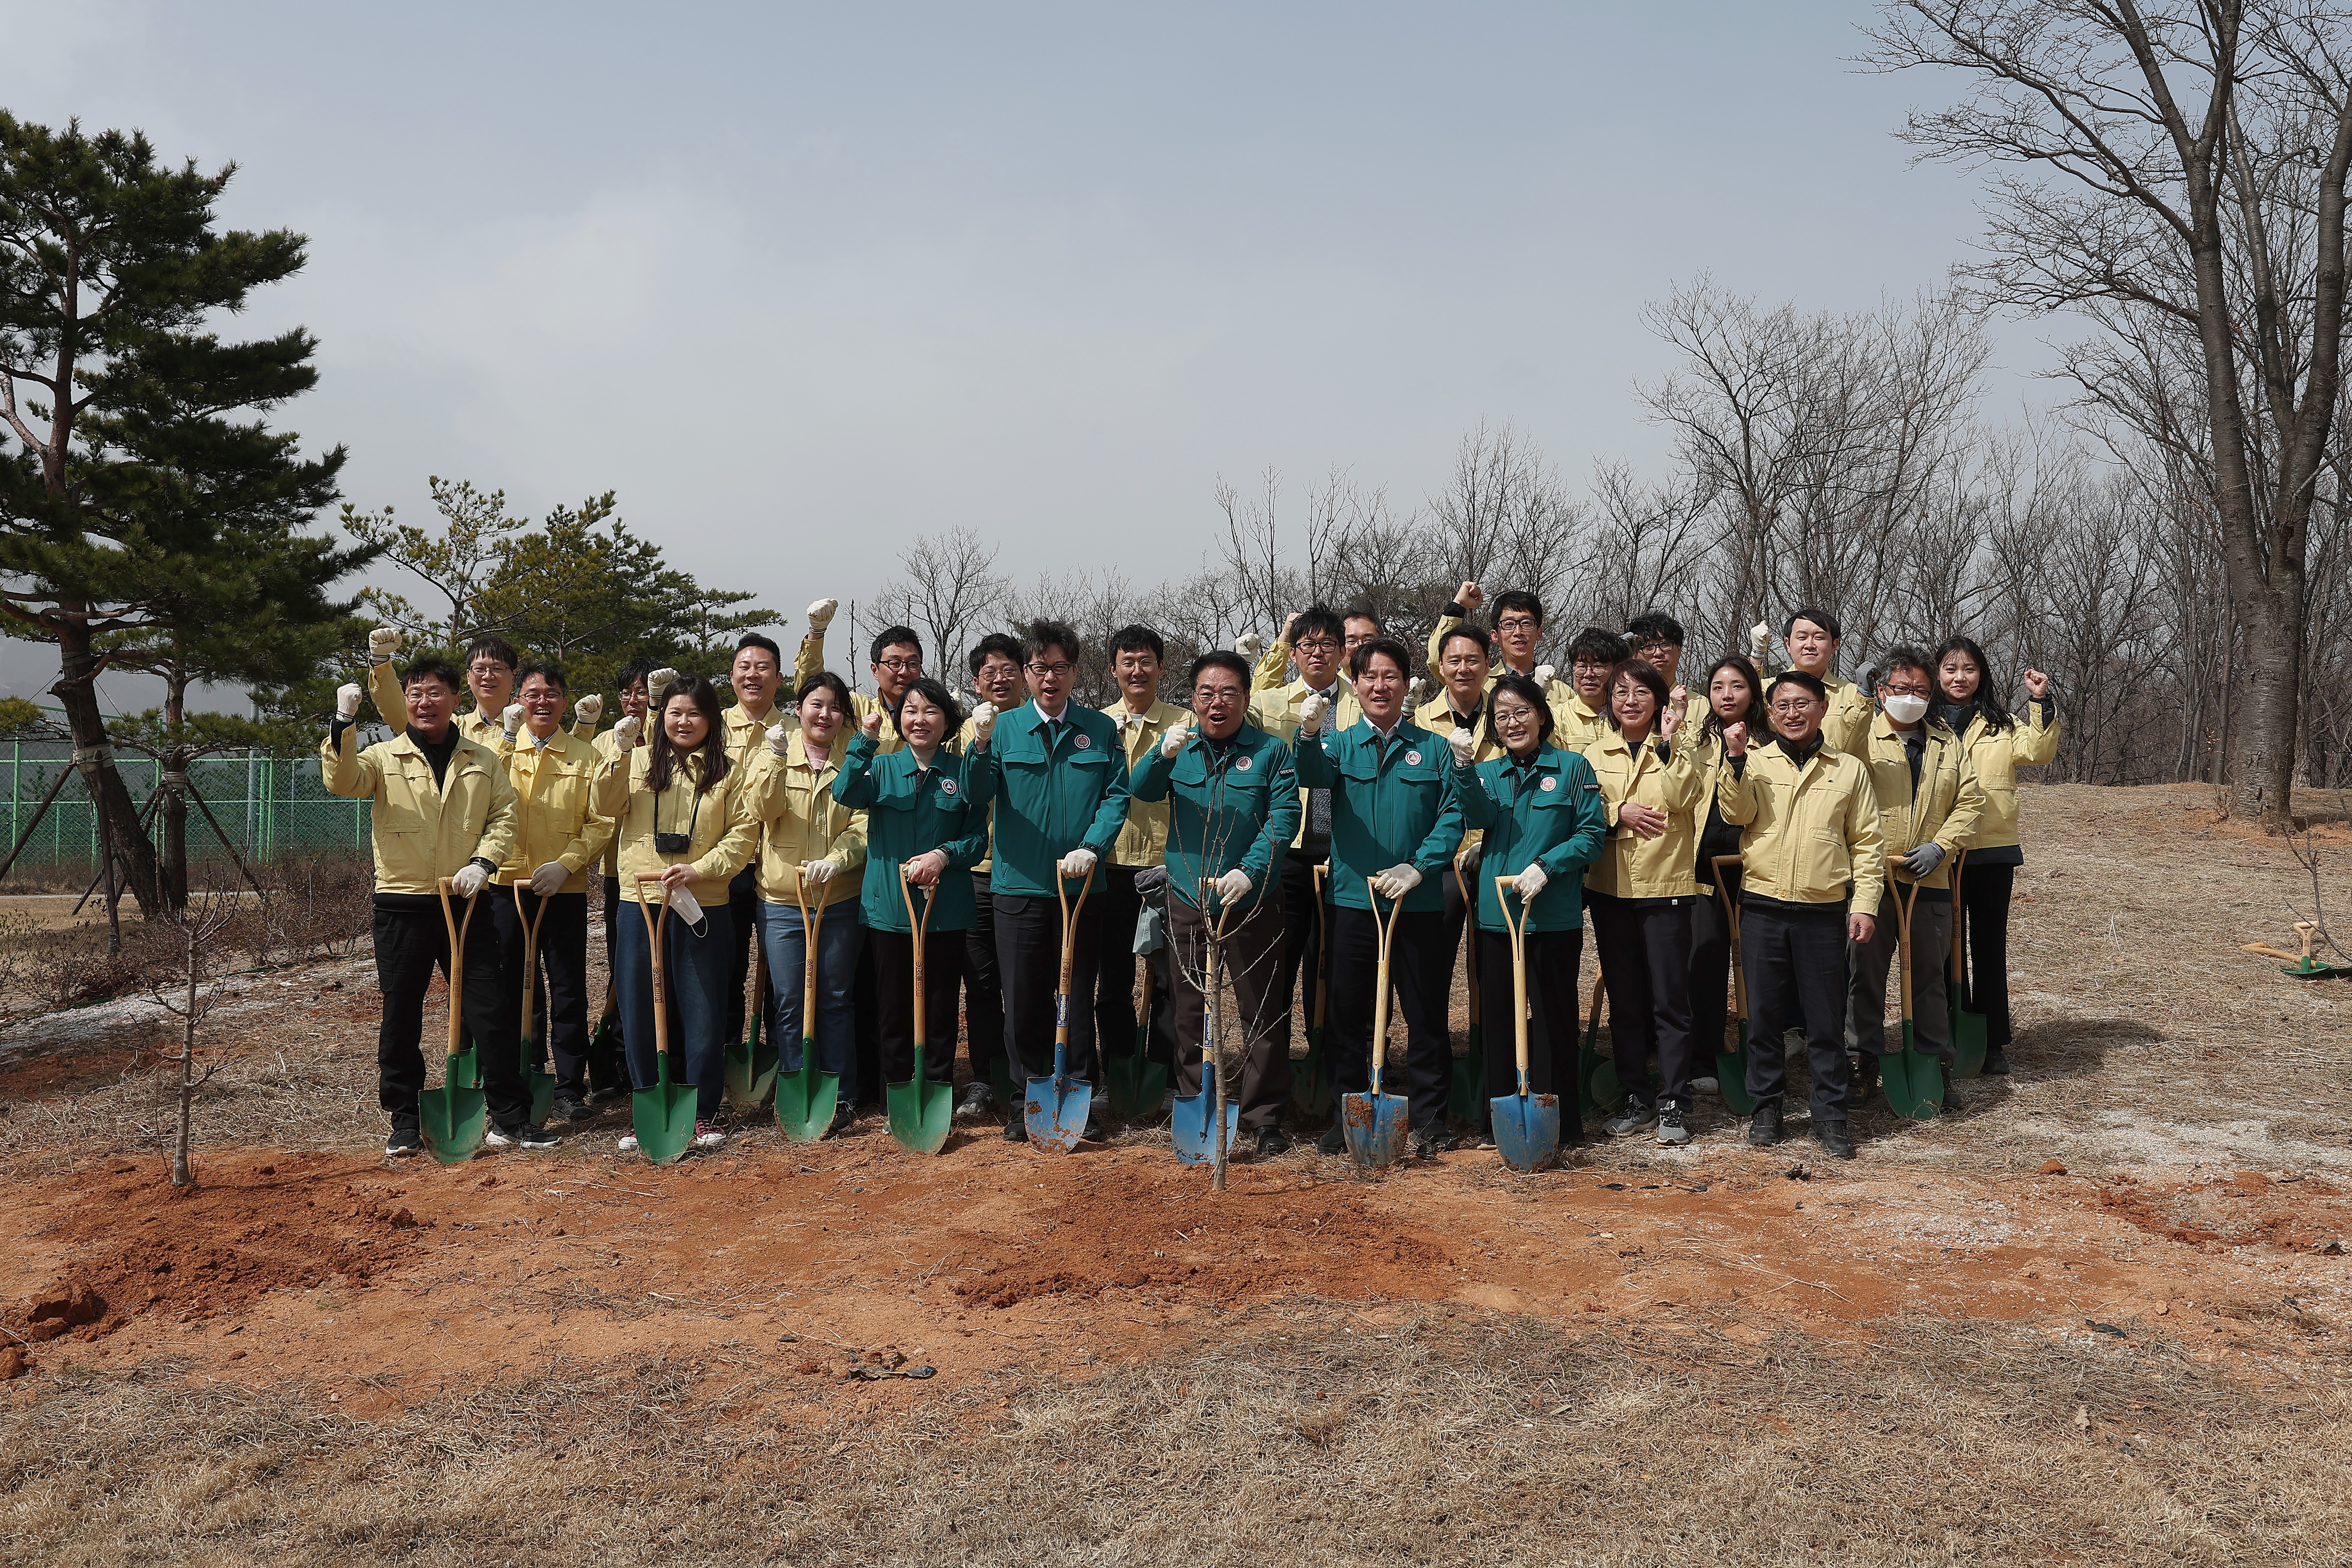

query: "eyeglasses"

left=1294, top=637, right=1340, bottom=654
left=1495, top=616, right=1540, bottom=634
left=875, top=657, right=921, bottom=674
left=1027, top=661, right=1074, bottom=678
left=1768, top=700, right=1821, bottom=716
left=468, top=661, right=512, bottom=676
left=1634, top=641, right=1678, bottom=658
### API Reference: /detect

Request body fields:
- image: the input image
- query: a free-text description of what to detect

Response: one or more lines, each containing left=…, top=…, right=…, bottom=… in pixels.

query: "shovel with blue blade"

left=1172, top=879, right=1241, bottom=1177
left=1490, top=876, right=1560, bottom=1172
left=1341, top=886, right=1411, bottom=1169
left=1024, top=861, right=1097, bottom=1153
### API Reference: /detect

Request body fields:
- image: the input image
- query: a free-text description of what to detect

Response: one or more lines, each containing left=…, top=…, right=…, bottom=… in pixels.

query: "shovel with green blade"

left=773, top=875, right=840, bottom=1142
left=724, top=944, right=777, bottom=1110
left=1580, top=962, right=1617, bottom=1115
left=1289, top=863, right=1333, bottom=1118
left=886, top=867, right=954, bottom=1153
left=1104, top=878, right=1171, bottom=1118
left=419, top=877, right=487, bottom=1165
left=1489, top=876, right=1560, bottom=1172
left=1947, top=849, right=1988, bottom=1080
left=629, top=875, right=700, bottom=1164
left=1446, top=853, right=1485, bottom=1131
left=1709, top=856, right=1758, bottom=1115
left=512, top=884, right=556, bottom=1127
left=1877, top=872, right=1944, bottom=1121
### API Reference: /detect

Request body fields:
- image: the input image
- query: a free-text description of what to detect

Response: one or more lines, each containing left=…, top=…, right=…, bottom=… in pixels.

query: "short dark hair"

left=870, top=626, right=923, bottom=665
left=400, top=656, right=465, bottom=695
left=1605, top=659, right=1671, bottom=731
left=733, top=632, right=783, bottom=667
left=616, top=656, right=659, bottom=695
left=1025, top=619, right=1081, bottom=665
left=1624, top=611, right=1686, bottom=649
left=1290, top=604, right=1347, bottom=647
left=1784, top=606, right=1842, bottom=641
left=1492, top=590, right=1544, bottom=627
left=1349, top=635, right=1412, bottom=681
left=1767, top=669, right=1828, bottom=704
left=897, top=676, right=967, bottom=735
left=1187, top=650, right=1251, bottom=689
left=1487, top=671, right=1556, bottom=747
left=1437, top=623, right=1493, bottom=661
left=1109, top=623, right=1165, bottom=663
left=1877, top=644, right=1934, bottom=686
left=515, top=660, right=567, bottom=694
left=1567, top=627, right=1629, bottom=666
left=462, top=634, right=518, bottom=672
left=795, top=671, right=853, bottom=713
left=968, top=632, right=1024, bottom=676
left=1341, top=605, right=1384, bottom=633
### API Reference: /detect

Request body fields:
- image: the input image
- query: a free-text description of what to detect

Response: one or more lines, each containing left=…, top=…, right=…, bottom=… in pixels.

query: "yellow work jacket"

left=1580, top=728, right=1705, bottom=900
left=1554, top=691, right=1610, bottom=753
left=1250, top=676, right=1362, bottom=850
left=320, top=726, right=518, bottom=897
left=495, top=728, right=614, bottom=895
left=738, top=733, right=868, bottom=909
left=1855, top=715, right=1986, bottom=892
left=793, top=633, right=909, bottom=753
left=366, top=661, right=592, bottom=757
left=955, top=708, right=1007, bottom=872
left=1957, top=702, right=2060, bottom=852
left=1103, top=698, right=1187, bottom=867
left=592, top=726, right=632, bottom=876
left=1713, top=738, right=1886, bottom=917
left=593, top=747, right=760, bottom=908
left=1822, top=675, right=1873, bottom=757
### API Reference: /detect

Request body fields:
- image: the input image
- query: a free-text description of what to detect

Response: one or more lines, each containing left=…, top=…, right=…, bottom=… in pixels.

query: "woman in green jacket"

left=1452, top=671, right=1609, bottom=1139
left=833, top=677, right=996, bottom=1107
left=1932, top=636, right=2058, bottom=1076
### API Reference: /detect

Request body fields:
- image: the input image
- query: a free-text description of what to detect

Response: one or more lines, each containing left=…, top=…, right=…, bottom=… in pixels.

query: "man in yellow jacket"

left=718, top=632, right=793, bottom=1051
left=1768, top=608, right=1874, bottom=756
left=323, top=656, right=528, bottom=1156
left=1843, top=647, right=1986, bottom=1111
left=1099, top=625, right=1183, bottom=1103
left=792, top=599, right=921, bottom=754
left=1422, top=582, right=1580, bottom=730
left=1715, top=669, right=1885, bottom=1160
left=492, top=661, right=615, bottom=1126
left=365, top=630, right=598, bottom=756
left=1417, top=621, right=1507, bottom=1120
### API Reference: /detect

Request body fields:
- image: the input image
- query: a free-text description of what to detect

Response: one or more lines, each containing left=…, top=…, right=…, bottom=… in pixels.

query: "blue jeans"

left=758, top=897, right=867, bottom=1102
left=614, top=898, right=733, bottom=1119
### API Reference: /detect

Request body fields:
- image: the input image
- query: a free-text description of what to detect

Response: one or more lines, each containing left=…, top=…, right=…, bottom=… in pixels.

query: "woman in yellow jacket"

left=1932, top=636, right=2059, bottom=1076
left=1582, top=660, right=1707, bottom=1146
left=595, top=674, right=761, bottom=1150
left=741, top=671, right=868, bottom=1132
left=493, top=661, right=615, bottom=1126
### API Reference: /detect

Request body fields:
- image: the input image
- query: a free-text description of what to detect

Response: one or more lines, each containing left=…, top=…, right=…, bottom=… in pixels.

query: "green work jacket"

left=1126, top=723, right=1300, bottom=914
left=979, top=703, right=1133, bottom=898
left=832, top=736, right=994, bottom=932
left=1291, top=716, right=1464, bottom=913
left=1454, top=746, right=1609, bottom=932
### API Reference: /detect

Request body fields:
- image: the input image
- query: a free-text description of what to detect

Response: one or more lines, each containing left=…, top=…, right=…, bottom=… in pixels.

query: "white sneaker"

left=482, top=1125, right=515, bottom=1148
left=694, top=1120, right=726, bottom=1148
left=1691, top=1075, right=1720, bottom=1094
left=617, top=1133, right=639, bottom=1153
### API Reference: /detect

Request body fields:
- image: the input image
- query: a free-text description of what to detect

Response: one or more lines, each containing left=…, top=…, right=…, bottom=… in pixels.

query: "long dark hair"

left=1931, top=635, right=2013, bottom=735
left=1700, top=654, right=1766, bottom=745
left=646, top=676, right=733, bottom=795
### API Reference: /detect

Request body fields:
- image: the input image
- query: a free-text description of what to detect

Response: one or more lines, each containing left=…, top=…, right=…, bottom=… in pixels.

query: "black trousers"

left=1094, top=865, right=1177, bottom=1066
left=1273, top=847, right=1332, bottom=1064
left=373, top=898, right=524, bottom=1131
left=870, top=928, right=963, bottom=1087
left=1439, top=852, right=1473, bottom=1059
left=1740, top=899, right=1851, bottom=1125
left=1689, top=870, right=1739, bottom=1060
left=996, top=890, right=1104, bottom=1092
left=1590, top=892, right=1699, bottom=1109
left=591, top=877, right=629, bottom=1096
left=962, top=870, right=1007, bottom=1086
left=491, top=888, right=590, bottom=1105
left=723, top=866, right=762, bottom=1044
left=1168, top=893, right=1289, bottom=1128
left=851, top=942, right=882, bottom=1107
left=1474, top=926, right=1582, bottom=1111
left=1326, top=905, right=1451, bottom=1130
left=1960, top=861, right=2018, bottom=1049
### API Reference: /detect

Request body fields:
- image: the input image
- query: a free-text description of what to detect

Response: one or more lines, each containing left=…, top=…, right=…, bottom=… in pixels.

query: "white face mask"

left=1883, top=693, right=1929, bottom=725
left=667, top=883, right=705, bottom=933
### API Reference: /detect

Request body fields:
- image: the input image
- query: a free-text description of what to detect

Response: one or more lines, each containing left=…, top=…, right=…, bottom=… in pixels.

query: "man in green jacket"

left=984, top=620, right=1134, bottom=1142
left=1129, top=650, right=1303, bottom=1158
left=1293, top=636, right=1467, bottom=1158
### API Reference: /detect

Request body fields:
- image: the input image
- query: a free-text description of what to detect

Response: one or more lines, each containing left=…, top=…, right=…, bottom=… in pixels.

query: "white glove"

left=1298, top=692, right=1331, bottom=734
left=336, top=683, right=362, bottom=721
left=1533, top=663, right=1556, bottom=687
left=451, top=862, right=489, bottom=897
left=649, top=667, right=679, bottom=692
left=807, top=598, right=838, bottom=630
left=1403, top=676, right=1423, bottom=705
left=971, top=701, right=999, bottom=744
left=1159, top=721, right=1191, bottom=759
left=1446, top=725, right=1474, bottom=764
left=1235, top=631, right=1265, bottom=661
left=612, top=714, right=644, bottom=751
left=367, top=626, right=401, bottom=661
left=573, top=693, right=603, bottom=726
left=1058, top=847, right=1097, bottom=880
left=1370, top=863, right=1422, bottom=900
left=529, top=861, right=569, bottom=897
left=1212, top=868, right=1251, bottom=902
left=1513, top=863, right=1549, bottom=901
left=800, top=858, right=836, bottom=885
left=1748, top=621, right=1771, bottom=661
left=765, top=721, right=791, bottom=756
left=502, top=703, right=525, bottom=737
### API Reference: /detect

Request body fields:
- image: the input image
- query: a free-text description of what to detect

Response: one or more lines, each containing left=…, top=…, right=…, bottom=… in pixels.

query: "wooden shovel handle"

left=634, top=873, right=671, bottom=1061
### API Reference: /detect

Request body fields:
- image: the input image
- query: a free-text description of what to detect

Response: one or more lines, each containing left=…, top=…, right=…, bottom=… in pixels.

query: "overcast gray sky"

left=2, top=0, right=2044, bottom=706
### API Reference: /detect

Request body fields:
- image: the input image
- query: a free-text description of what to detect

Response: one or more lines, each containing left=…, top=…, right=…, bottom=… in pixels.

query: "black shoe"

left=1412, top=1126, right=1459, bottom=1158
left=1254, top=1126, right=1292, bottom=1159
left=549, top=1096, right=591, bottom=1125
left=1814, top=1122, right=1856, bottom=1160
left=516, top=1123, right=559, bottom=1150
left=1003, top=1116, right=1029, bottom=1142
left=1849, top=1051, right=1881, bottom=1102
left=1082, top=1114, right=1106, bottom=1143
left=1982, top=1046, right=2011, bottom=1076
left=1316, top=1123, right=1348, bottom=1156
left=955, top=1081, right=996, bottom=1120
left=386, top=1126, right=423, bottom=1157
left=1748, top=1103, right=1783, bottom=1147
left=830, top=1103, right=856, bottom=1135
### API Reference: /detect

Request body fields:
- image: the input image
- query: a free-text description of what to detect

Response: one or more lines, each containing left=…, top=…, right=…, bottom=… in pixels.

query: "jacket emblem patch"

left=1404, top=750, right=1422, bottom=766
left=1234, top=755, right=1251, bottom=771
left=940, top=778, right=957, bottom=796
left=1540, top=776, right=1557, bottom=792
left=1074, top=734, right=1091, bottom=750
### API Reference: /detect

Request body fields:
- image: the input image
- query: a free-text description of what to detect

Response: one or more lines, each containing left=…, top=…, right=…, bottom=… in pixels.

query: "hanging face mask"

left=667, top=882, right=706, bottom=935
left=1883, top=693, right=1930, bottom=725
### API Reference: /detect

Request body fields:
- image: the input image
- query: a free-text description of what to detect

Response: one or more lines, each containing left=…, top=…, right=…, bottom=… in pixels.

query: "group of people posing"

left=324, top=581, right=2056, bottom=1164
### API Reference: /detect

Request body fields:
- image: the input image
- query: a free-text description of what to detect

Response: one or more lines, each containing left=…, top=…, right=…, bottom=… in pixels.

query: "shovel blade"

left=450, top=1045, right=481, bottom=1091
left=1024, top=1044, right=1091, bottom=1155
left=1170, top=1081, right=1239, bottom=1165
left=1949, top=1000, right=1988, bottom=1081
left=1106, top=1029, right=1168, bottom=1119
left=988, top=1054, right=1016, bottom=1106
left=1490, top=1091, right=1559, bottom=1173
left=632, top=1054, right=699, bottom=1165
left=1878, top=1024, right=1942, bottom=1121
left=524, top=1036, right=556, bottom=1126
left=773, top=1044, right=840, bottom=1143
left=1588, top=1056, right=1621, bottom=1117
left=1341, top=1090, right=1410, bottom=1169
left=886, top=1050, right=953, bottom=1155
left=419, top=1057, right=486, bottom=1165
left=1447, top=1023, right=1484, bottom=1123
left=1290, top=1030, right=1330, bottom=1117
left=724, top=1034, right=779, bottom=1110
left=1714, top=1048, right=1757, bottom=1115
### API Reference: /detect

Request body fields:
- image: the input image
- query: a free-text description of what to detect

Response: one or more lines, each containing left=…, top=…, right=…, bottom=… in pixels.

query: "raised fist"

left=1723, top=721, right=1748, bottom=758
left=1160, top=721, right=1191, bottom=759
left=765, top=721, right=791, bottom=756
left=1456, top=581, right=1483, bottom=612
left=860, top=708, right=885, bottom=740
left=807, top=598, right=838, bottom=630
left=649, top=667, right=680, bottom=693
left=612, top=714, right=644, bottom=751
left=1446, top=725, right=1474, bottom=765
left=573, top=693, right=603, bottom=726
left=971, top=701, right=999, bottom=744
left=502, top=703, right=525, bottom=737
left=1235, top=631, right=1265, bottom=662
left=366, top=626, right=401, bottom=661
left=1748, top=621, right=1772, bottom=662
left=1533, top=663, right=1556, bottom=688
left=336, top=683, right=362, bottom=721
left=1298, top=692, right=1330, bottom=734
